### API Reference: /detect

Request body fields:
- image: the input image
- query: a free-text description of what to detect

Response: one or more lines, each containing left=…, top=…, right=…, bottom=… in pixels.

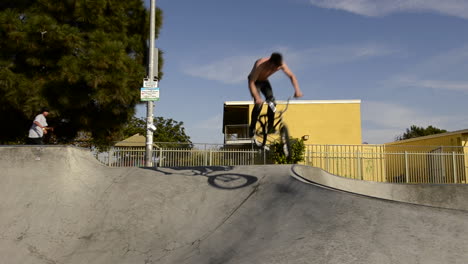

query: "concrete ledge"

left=291, top=165, right=468, bottom=211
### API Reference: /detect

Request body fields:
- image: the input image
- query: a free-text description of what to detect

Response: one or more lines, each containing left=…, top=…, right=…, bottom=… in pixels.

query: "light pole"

left=145, top=0, right=157, bottom=167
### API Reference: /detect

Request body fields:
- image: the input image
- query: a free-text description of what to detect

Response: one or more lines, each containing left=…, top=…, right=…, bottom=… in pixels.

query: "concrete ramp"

left=291, top=165, right=468, bottom=211
left=1, top=146, right=468, bottom=264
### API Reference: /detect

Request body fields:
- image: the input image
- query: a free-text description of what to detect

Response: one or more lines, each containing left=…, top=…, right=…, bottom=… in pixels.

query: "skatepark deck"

left=1, top=146, right=467, bottom=263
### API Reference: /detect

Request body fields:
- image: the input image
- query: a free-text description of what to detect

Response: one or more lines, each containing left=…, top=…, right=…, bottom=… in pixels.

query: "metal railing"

left=94, top=143, right=468, bottom=184
left=304, top=145, right=468, bottom=184
left=156, top=148, right=259, bottom=167
left=94, top=145, right=264, bottom=167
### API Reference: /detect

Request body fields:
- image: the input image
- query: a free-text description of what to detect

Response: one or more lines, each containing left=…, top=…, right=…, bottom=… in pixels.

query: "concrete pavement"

left=1, top=146, right=467, bottom=263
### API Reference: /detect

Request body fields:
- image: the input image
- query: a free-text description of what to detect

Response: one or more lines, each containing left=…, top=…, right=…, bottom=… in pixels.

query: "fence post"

left=209, top=149, right=212, bottom=166
left=357, top=151, right=362, bottom=180
left=405, top=151, right=409, bottom=183
left=159, top=148, right=163, bottom=167
left=453, top=152, right=458, bottom=184
left=326, top=150, right=329, bottom=172
left=108, top=148, right=113, bottom=167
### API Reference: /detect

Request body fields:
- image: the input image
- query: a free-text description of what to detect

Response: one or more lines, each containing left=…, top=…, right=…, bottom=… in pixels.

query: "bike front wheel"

left=280, top=125, right=291, bottom=159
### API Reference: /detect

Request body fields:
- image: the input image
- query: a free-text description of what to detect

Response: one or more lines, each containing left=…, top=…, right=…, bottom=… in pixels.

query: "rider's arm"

left=282, top=63, right=303, bottom=98
left=34, top=121, right=45, bottom=129
left=248, top=61, right=263, bottom=104
left=34, top=121, right=48, bottom=134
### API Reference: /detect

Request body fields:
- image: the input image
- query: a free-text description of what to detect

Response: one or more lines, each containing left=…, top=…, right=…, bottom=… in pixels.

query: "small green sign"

left=141, top=88, right=159, bottom=101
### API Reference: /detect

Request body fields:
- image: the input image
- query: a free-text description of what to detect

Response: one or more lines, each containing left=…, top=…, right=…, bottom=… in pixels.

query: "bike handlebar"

left=264, top=96, right=294, bottom=116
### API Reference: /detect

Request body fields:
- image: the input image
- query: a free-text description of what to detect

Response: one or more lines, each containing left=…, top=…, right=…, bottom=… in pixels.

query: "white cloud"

left=362, top=101, right=459, bottom=128
left=183, top=43, right=396, bottom=84
left=193, top=114, right=223, bottom=130
left=309, top=0, right=468, bottom=19
left=382, top=45, right=468, bottom=93
left=415, top=45, right=468, bottom=73
left=362, top=128, right=403, bottom=144
left=361, top=101, right=466, bottom=143
left=292, top=43, right=397, bottom=67
left=391, top=76, right=468, bottom=93
left=186, top=114, right=224, bottom=143
left=363, top=101, right=432, bottom=129
left=183, top=55, right=256, bottom=84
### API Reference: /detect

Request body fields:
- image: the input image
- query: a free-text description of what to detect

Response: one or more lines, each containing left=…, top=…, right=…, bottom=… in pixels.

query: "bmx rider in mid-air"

left=247, top=52, right=303, bottom=137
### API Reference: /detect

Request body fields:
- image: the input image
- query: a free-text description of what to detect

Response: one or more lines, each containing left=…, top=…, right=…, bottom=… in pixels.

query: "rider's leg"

left=260, top=81, right=275, bottom=133
left=249, top=81, right=269, bottom=137
left=249, top=103, right=262, bottom=137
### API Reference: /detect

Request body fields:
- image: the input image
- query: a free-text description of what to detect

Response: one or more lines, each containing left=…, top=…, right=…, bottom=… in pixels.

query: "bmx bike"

left=253, top=97, right=292, bottom=159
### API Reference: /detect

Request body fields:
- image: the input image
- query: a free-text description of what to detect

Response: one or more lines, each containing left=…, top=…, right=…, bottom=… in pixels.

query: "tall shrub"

left=271, top=137, right=305, bottom=164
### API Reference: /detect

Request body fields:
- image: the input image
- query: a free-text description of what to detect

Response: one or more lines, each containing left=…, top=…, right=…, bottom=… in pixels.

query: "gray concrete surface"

left=1, top=146, right=468, bottom=264
left=291, top=165, right=468, bottom=211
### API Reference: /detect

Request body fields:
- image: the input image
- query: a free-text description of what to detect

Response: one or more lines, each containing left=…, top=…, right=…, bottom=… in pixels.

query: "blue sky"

left=138, top=0, right=468, bottom=144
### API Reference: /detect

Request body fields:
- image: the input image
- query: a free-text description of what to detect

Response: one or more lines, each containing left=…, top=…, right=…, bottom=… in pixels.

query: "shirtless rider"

left=248, top=52, right=303, bottom=137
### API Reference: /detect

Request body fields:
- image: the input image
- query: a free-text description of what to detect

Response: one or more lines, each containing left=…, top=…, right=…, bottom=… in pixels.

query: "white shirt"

left=28, top=114, right=48, bottom=138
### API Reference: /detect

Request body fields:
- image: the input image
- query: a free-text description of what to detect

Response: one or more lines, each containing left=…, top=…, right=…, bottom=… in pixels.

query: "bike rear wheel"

left=280, top=125, right=291, bottom=159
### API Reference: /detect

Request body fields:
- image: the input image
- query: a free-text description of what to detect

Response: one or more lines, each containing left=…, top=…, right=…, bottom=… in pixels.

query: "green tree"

left=122, top=116, right=192, bottom=148
left=0, top=0, right=164, bottom=145
left=396, top=125, right=447, bottom=141
left=270, top=137, right=305, bottom=164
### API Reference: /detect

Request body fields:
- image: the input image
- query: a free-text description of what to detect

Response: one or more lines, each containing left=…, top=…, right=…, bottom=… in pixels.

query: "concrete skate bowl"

left=1, top=146, right=468, bottom=264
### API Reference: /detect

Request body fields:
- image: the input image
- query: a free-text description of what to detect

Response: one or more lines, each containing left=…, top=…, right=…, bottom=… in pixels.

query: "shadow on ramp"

left=143, top=166, right=258, bottom=190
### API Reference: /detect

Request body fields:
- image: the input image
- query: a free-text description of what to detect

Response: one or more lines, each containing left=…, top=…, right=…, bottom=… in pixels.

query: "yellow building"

left=385, top=129, right=468, bottom=149
left=303, top=130, right=468, bottom=184
left=223, top=99, right=362, bottom=145
left=115, top=133, right=149, bottom=147
left=384, top=129, right=468, bottom=183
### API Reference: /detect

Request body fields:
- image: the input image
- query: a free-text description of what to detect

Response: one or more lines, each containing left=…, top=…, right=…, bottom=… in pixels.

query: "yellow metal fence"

left=95, top=144, right=468, bottom=184
left=304, top=145, right=468, bottom=184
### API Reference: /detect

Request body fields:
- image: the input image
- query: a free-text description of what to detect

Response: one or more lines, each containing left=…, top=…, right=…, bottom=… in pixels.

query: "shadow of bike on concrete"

left=142, top=166, right=258, bottom=190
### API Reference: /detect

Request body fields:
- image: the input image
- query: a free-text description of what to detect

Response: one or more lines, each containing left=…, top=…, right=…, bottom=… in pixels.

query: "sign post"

left=145, top=0, right=157, bottom=167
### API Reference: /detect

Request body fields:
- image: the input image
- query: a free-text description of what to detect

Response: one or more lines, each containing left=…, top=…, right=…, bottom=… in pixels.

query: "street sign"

left=143, top=79, right=158, bottom=88
left=141, top=87, right=159, bottom=101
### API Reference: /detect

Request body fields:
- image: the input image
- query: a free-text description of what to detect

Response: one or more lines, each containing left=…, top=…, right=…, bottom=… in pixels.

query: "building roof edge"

left=224, top=99, right=362, bottom=105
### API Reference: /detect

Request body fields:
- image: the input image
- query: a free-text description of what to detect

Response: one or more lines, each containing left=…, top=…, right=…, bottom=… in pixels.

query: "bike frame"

left=253, top=97, right=293, bottom=158
left=258, top=97, right=292, bottom=132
